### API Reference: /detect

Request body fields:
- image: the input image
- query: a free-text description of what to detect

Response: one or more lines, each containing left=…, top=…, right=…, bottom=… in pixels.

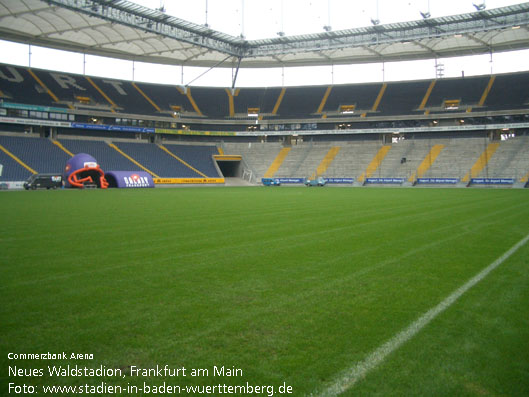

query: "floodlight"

left=473, top=2, right=486, bottom=11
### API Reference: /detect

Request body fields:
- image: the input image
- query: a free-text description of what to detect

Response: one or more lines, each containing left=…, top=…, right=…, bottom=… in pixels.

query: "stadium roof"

left=0, top=0, right=529, bottom=68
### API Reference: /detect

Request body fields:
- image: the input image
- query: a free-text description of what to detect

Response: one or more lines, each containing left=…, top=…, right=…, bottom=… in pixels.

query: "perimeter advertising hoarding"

left=416, top=178, right=459, bottom=184
left=365, top=178, right=404, bottom=184
left=276, top=178, right=304, bottom=184
left=325, top=178, right=354, bottom=184
left=153, top=178, right=225, bottom=184
left=470, top=178, right=514, bottom=185
left=262, top=178, right=354, bottom=184
left=0, top=181, right=24, bottom=190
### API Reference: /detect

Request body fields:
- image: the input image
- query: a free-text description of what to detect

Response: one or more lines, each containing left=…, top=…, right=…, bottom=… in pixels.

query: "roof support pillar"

left=231, top=56, right=243, bottom=91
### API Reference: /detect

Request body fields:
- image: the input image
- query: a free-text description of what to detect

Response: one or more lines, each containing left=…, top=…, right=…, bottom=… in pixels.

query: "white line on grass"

left=318, top=232, right=529, bottom=397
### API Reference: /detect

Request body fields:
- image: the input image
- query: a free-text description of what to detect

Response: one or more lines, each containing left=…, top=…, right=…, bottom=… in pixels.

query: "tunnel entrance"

left=214, top=155, right=243, bottom=177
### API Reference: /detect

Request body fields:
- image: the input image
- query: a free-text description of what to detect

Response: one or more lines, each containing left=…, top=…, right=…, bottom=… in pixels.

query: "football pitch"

left=1, top=187, right=528, bottom=396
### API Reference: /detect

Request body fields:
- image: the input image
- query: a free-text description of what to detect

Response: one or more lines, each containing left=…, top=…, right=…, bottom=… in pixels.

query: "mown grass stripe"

left=1, top=190, right=507, bottom=276
left=319, top=231, right=529, bottom=396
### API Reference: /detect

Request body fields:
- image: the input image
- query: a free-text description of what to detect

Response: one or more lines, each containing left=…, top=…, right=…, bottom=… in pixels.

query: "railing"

left=240, top=157, right=258, bottom=184
left=242, top=169, right=253, bottom=184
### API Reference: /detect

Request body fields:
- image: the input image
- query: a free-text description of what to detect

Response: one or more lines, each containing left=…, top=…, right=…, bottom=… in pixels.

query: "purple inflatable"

left=63, top=153, right=108, bottom=189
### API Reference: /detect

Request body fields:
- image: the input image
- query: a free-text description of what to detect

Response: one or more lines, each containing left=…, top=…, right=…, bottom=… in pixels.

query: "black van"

left=24, top=174, right=63, bottom=190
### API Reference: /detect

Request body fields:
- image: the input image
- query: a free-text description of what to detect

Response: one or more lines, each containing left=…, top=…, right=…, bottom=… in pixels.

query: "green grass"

left=1, top=187, right=528, bottom=396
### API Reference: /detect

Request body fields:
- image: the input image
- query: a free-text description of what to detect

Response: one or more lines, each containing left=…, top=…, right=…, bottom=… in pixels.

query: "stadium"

left=1, top=0, right=528, bottom=396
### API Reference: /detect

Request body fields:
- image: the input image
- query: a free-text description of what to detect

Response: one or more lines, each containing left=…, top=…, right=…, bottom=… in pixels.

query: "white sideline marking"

left=318, top=232, right=529, bottom=397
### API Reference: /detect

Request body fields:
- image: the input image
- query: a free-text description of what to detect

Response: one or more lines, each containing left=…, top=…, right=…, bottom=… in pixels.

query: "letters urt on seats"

left=50, top=73, right=86, bottom=91
left=102, top=80, right=127, bottom=95
left=0, top=66, right=23, bottom=83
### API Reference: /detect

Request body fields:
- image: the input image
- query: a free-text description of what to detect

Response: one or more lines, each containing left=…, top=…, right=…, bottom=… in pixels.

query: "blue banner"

left=325, top=178, right=354, bottom=184
left=365, top=178, right=404, bottom=184
left=71, top=122, right=155, bottom=133
left=470, top=178, right=514, bottom=185
left=417, top=178, right=459, bottom=184
left=262, top=178, right=354, bottom=184
left=277, top=178, right=305, bottom=184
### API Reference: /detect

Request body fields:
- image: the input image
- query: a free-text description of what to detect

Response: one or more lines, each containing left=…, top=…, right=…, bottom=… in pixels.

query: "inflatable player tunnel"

left=63, top=153, right=109, bottom=189
left=104, top=171, right=154, bottom=188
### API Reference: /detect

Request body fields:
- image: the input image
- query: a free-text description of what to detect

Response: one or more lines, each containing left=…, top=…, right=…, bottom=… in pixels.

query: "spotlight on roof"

left=370, top=18, right=380, bottom=26
left=420, top=11, right=431, bottom=19
left=277, top=31, right=285, bottom=37
left=323, top=25, right=332, bottom=32
left=473, top=2, right=486, bottom=11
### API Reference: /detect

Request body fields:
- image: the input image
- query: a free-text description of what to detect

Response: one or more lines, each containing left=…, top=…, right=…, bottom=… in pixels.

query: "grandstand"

left=1, top=57, right=529, bottom=187
left=1, top=61, right=529, bottom=186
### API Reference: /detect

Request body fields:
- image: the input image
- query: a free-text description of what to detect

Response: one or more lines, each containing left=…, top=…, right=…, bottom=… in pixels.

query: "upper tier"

left=1, top=63, right=528, bottom=121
